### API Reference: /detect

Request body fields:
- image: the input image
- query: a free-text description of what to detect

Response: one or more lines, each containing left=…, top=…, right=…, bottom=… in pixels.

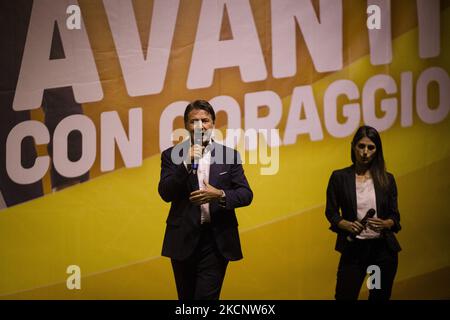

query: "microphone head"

left=193, top=120, right=202, bottom=145
left=359, top=208, right=376, bottom=225
left=348, top=208, right=376, bottom=242
left=192, top=120, right=202, bottom=171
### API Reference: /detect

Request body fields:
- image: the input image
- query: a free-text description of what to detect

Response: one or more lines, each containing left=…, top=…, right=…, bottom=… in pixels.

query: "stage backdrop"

left=0, top=0, right=449, bottom=299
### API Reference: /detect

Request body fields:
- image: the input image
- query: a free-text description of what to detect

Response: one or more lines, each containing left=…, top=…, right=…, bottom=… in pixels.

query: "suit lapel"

left=208, top=142, right=224, bottom=215
left=346, top=166, right=358, bottom=219
left=173, top=139, right=201, bottom=226
left=208, top=142, right=222, bottom=188
left=374, top=179, right=383, bottom=217
left=177, top=140, right=198, bottom=192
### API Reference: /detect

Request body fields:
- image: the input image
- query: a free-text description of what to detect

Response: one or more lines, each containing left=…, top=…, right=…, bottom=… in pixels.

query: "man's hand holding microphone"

left=187, top=120, right=225, bottom=206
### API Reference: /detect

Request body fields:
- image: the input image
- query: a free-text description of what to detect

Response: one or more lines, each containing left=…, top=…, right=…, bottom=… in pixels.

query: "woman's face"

left=353, top=136, right=377, bottom=166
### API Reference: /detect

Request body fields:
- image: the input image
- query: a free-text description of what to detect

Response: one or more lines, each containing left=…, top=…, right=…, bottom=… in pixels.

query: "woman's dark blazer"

left=325, top=165, right=401, bottom=253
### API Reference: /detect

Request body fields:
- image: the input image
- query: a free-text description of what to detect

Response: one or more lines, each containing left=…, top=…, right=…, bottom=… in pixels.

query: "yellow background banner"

left=0, top=0, right=449, bottom=299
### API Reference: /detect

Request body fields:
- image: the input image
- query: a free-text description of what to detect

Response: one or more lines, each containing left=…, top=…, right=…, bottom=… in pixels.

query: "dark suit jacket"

left=325, top=165, right=401, bottom=253
left=159, top=141, right=253, bottom=261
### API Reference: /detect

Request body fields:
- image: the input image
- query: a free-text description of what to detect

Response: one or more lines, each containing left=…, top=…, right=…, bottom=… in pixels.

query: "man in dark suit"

left=158, top=100, right=253, bottom=300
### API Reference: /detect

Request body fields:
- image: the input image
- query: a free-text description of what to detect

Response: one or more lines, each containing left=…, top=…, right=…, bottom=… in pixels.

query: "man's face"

left=185, top=109, right=214, bottom=144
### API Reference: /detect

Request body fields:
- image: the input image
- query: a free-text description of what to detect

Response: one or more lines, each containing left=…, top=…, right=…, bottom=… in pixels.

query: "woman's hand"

left=338, top=219, right=365, bottom=234
left=367, top=218, right=394, bottom=232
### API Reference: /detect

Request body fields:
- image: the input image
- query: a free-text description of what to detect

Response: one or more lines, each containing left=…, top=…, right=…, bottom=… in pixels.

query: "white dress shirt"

left=355, top=175, right=380, bottom=239
left=197, top=145, right=212, bottom=224
left=184, top=142, right=213, bottom=224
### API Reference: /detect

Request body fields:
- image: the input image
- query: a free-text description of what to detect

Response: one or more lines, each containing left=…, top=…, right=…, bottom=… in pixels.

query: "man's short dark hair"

left=184, top=100, right=216, bottom=124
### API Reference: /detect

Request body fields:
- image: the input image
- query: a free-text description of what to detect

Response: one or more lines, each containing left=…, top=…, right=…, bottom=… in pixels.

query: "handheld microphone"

left=191, top=120, right=202, bottom=173
left=346, top=208, right=376, bottom=242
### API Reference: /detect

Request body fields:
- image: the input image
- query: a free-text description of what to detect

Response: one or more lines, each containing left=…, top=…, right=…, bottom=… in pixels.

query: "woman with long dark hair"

left=325, top=125, right=401, bottom=300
